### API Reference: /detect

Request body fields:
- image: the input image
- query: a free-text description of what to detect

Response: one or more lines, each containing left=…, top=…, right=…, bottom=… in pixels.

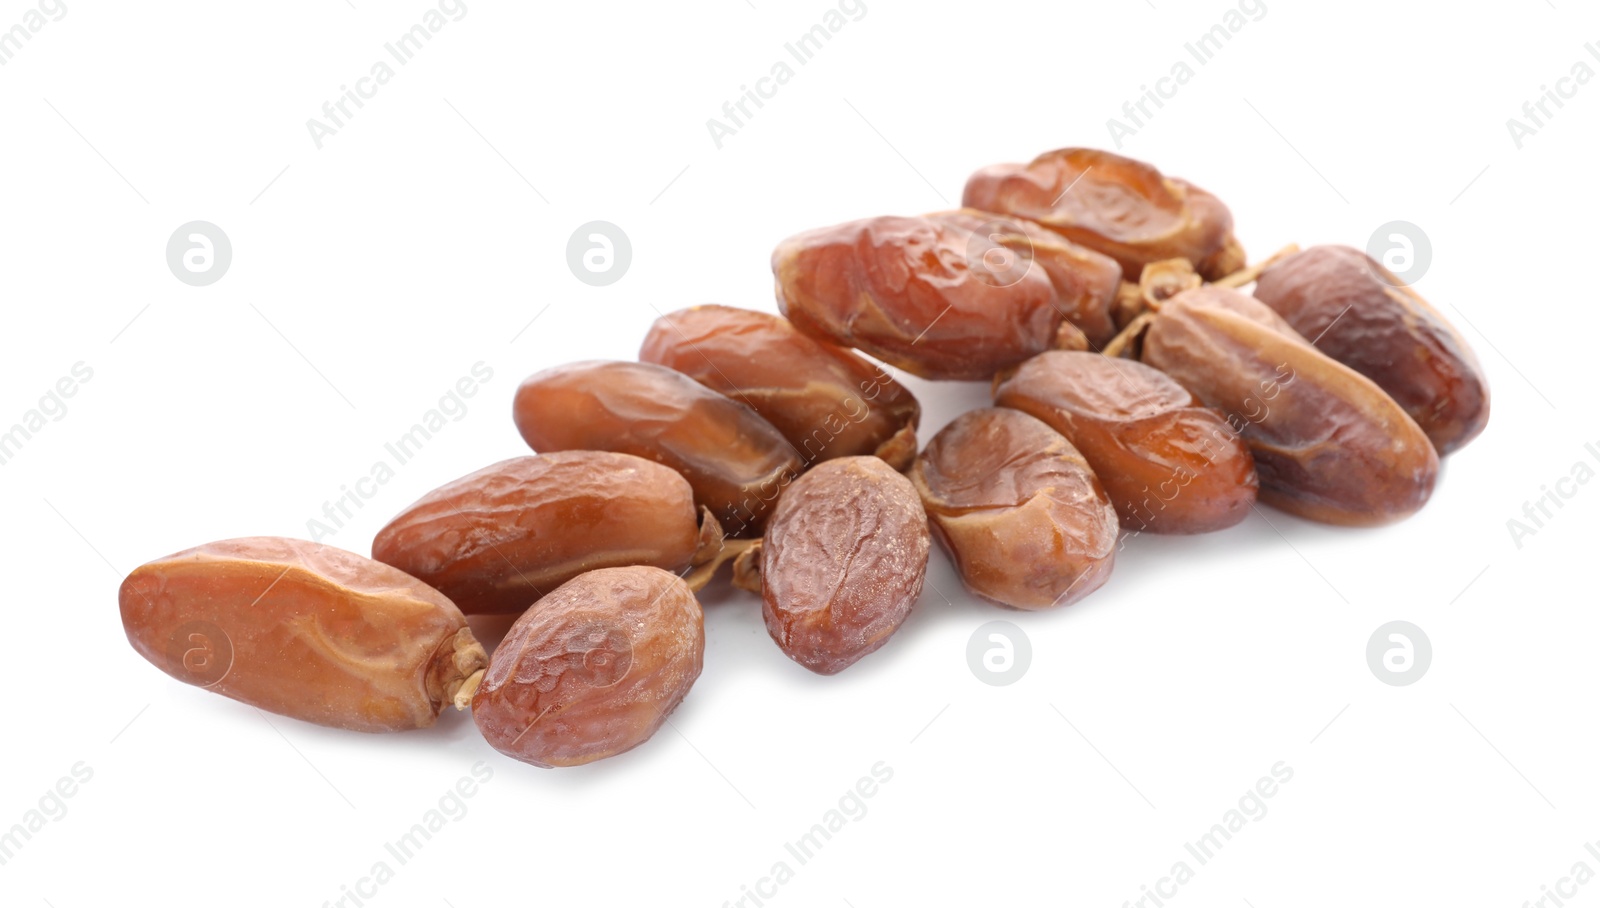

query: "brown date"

left=513, top=360, right=803, bottom=537
left=1253, top=244, right=1489, bottom=455
left=373, top=452, right=705, bottom=615
left=962, top=147, right=1245, bottom=281
left=119, top=537, right=487, bottom=733
left=925, top=209, right=1124, bottom=346
left=772, top=213, right=1120, bottom=380
left=761, top=456, right=930, bottom=675
left=472, top=566, right=703, bottom=768
left=994, top=351, right=1258, bottom=534
left=910, top=408, right=1118, bottom=609
left=1142, top=287, right=1440, bottom=525
left=638, top=305, right=922, bottom=471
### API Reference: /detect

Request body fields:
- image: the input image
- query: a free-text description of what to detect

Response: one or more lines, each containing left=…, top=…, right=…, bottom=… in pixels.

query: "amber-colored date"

left=373, top=452, right=703, bottom=615
left=639, top=305, right=922, bottom=471
left=963, top=147, right=1244, bottom=281
left=1142, top=287, right=1440, bottom=525
left=761, top=457, right=930, bottom=674
left=910, top=408, right=1118, bottom=609
left=994, top=351, right=1258, bottom=534
left=513, top=360, right=802, bottom=536
left=926, top=209, right=1124, bottom=346
left=472, top=566, right=703, bottom=767
left=119, top=537, right=487, bottom=732
left=1253, top=244, right=1489, bottom=455
left=772, top=213, right=1120, bottom=380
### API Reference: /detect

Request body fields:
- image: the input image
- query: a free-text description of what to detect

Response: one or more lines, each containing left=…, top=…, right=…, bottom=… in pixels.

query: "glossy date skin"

left=372, top=452, right=701, bottom=615
left=639, top=305, right=922, bottom=471
left=910, top=408, right=1118, bottom=609
left=1142, top=288, right=1440, bottom=526
left=772, top=214, right=1120, bottom=380
left=472, top=566, right=703, bottom=768
left=925, top=209, right=1123, bottom=346
left=761, top=457, right=930, bottom=675
left=994, top=351, right=1258, bottom=534
left=1253, top=245, right=1489, bottom=455
left=962, top=147, right=1244, bottom=281
left=119, top=537, right=487, bottom=732
left=513, top=360, right=803, bottom=537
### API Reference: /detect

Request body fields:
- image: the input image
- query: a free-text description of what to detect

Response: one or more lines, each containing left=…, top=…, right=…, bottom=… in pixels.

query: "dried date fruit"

left=772, top=213, right=1120, bottom=380
left=1253, top=244, right=1489, bottom=455
left=926, top=209, right=1123, bottom=346
left=1142, top=287, right=1440, bottom=525
left=994, top=351, right=1258, bottom=534
left=910, top=408, right=1117, bottom=609
left=119, top=537, right=487, bottom=733
left=962, top=147, right=1244, bottom=281
left=513, top=360, right=803, bottom=537
left=761, top=457, right=930, bottom=674
left=373, top=452, right=714, bottom=615
left=472, top=566, right=703, bottom=767
left=638, top=305, right=922, bottom=471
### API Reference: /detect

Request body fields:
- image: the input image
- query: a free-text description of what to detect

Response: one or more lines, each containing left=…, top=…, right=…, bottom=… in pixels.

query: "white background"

left=2, top=1, right=1595, bottom=906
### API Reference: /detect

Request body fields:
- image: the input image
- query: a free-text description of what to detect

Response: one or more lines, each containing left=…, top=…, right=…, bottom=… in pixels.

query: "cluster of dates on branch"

left=119, top=146, right=1487, bottom=769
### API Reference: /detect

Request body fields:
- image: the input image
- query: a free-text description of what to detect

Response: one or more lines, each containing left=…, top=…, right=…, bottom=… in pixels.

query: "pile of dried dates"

left=120, top=146, right=1488, bottom=768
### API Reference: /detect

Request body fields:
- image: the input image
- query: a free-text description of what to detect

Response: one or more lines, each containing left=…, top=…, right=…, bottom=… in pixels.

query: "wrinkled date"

left=119, top=537, right=487, bottom=732
left=772, top=214, right=1120, bottom=380
left=761, top=457, right=930, bottom=674
left=994, top=351, right=1258, bottom=534
left=962, top=147, right=1244, bottom=281
left=910, top=408, right=1118, bottom=609
left=373, top=452, right=703, bottom=615
left=472, top=566, right=703, bottom=767
left=926, top=209, right=1124, bottom=346
left=1253, top=244, right=1489, bottom=455
left=639, top=305, right=923, bottom=471
left=513, top=360, right=803, bottom=536
left=1142, top=287, right=1440, bottom=526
